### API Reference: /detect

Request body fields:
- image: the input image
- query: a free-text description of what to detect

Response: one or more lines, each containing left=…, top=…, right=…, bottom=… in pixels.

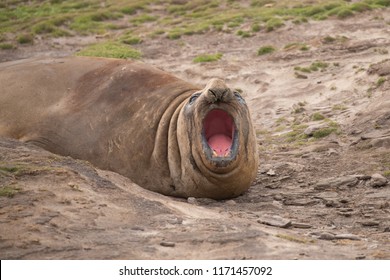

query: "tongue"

left=208, top=134, right=232, bottom=157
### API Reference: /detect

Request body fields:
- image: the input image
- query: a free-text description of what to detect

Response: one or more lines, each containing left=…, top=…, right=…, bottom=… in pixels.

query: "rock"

left=360, top=220, right=379, bottom=227
left=315, top=232, right=336, bottom=240
left=369, top=173, right=388, bottom=188
left=160, top=241, right=175, bottom=247
left=283, top=198, right=319, bottom=206
left=225, top=200, right=237, bottom=205
left=334, top=234, right=361, bottom=241
left=258, top=214, right=292, bottom=228
left=187, top=197, right=198, bottom=205
left=267, top=169, right=276, bottom=176
left=291, top=222, right=312, bottom=229
left=315, top=176, right=359, bottom=190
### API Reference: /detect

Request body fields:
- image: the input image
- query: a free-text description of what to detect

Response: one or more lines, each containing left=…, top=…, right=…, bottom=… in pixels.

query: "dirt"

left=1, top=10, right=390, bottom=259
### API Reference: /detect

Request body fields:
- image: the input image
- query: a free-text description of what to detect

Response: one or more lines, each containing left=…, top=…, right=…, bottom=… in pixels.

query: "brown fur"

left=0, top=57, right=258, bottom=199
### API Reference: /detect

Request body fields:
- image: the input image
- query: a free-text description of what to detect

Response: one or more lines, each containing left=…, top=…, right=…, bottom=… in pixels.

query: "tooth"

left=212, top=150, right=218, bottom=157
left=224, top=151, right=230, bottom=157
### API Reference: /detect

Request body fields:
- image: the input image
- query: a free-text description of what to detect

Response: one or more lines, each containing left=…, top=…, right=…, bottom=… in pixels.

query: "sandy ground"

left=1, top=10, right=390, bottom=259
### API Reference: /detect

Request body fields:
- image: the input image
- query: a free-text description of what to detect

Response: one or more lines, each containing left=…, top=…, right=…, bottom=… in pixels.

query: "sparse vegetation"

left=193, top=53, right=223, bottom=63
left=377, top=77, right=387, bottom=86
left=0, top=185, right=21, bottom=198
left=0, top=0, right=388, bottom=57
left=257, top=45, right=276, bottom=56
left=295, top=61, right=329, bottom=73
left=17, top=33, right=34, bottom=44
left=0, top=43, right=15, bottom=50
left=77, top=42, right=141, bottom=59
left=312, top=112, right=326, bottom=121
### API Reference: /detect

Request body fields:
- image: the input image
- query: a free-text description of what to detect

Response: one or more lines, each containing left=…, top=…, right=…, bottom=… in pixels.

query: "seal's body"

left=0, top=57, right=258, bottom=199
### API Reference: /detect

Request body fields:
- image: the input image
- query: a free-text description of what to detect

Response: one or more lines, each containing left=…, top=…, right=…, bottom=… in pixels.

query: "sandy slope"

left=0, top=10, right=389, bottom=259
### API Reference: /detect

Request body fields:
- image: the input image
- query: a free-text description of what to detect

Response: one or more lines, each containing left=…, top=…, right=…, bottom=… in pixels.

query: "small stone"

left=291, top=222, right=312, bottom=229
left=369, top=173, right=388, bottom=188
left=317, top=232, right=336, bottom=240
left=355, top=254, right=366, bottom=260
left=225, top=200, right=236, bottom=205
left=160, top=241, right=175, bottom=247
left=360, top=220, right=380, bottom=227
left=187, top=197, right=198, bottom=205
left=258, top=214, right=292, bottom=228
left=267, top=169, right=276, bottom=176
left=334, top=233, right=361, bottom=240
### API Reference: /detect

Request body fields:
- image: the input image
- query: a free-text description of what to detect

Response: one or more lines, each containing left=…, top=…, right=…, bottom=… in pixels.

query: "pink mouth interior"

left=203, top=109, right=234, bottom=157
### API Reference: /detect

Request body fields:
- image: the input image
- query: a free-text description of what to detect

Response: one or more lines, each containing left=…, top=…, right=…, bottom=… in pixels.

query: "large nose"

left=204, top=78, right=234, bottom=103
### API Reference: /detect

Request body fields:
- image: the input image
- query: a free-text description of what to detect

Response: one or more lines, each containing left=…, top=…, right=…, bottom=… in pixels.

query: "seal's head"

left=170, top=78, right=259, bottom=199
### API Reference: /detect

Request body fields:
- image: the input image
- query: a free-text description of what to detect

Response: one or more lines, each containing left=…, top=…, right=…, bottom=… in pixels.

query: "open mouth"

left=202, top=109, right=237, bottom=159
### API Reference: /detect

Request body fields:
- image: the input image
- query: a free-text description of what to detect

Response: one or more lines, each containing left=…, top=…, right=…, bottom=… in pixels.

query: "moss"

left=193, top=53, right=223, bottom=63
left=77, top=42, right=141, bottom=59
left=257, top=45, right=276, bottom=56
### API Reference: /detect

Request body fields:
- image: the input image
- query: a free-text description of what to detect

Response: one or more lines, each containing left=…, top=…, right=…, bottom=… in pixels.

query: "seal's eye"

left=189, top=93, right=200, bottom=105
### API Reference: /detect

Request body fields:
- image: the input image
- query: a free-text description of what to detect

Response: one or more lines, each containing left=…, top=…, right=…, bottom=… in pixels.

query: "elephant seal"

left=0, top=57, right=258, bottom=199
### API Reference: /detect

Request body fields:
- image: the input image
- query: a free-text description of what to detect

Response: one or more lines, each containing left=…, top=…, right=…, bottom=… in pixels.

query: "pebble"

left=360, top=220, right=380, bottom=227
left=225, top=200, right=237, bottom=206
left=291, top=222, right=312, bottom=229
left=369, top=173, right=388, bottom=188
left=267, top=169, right=276, bottom=176
left=317, top=232, right=336, bottom=240
left=258, top=214, right=292, bottom=228
left=160, top=241, right=175, bottom=247
left=187, top=197, right=198, bottom=205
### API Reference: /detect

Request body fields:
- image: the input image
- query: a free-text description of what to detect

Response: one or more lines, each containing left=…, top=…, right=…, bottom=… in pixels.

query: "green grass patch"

left=121, top=34, right=142, bottom=45
left=312, top=112, right=326, bottom=121
left=295, top=61, right=329, bottom=73
left=236, top=30, right=252, bottom=38
left=0, top=185, right=21, bottom=198
left=0, top=0, right=389, bottom=50
left=257, top=45, right=276, bottom=56
left=0, top=43, right=15, bottom=50
left=17, top=33, right=34, bottom=44
left=265, top=18, right=284, bottom=32
left=377, top=77, right=387, bottom=86
left=193, top=53, right=223, bottom=63
left=77, top=42, right=141, bottom=59
left=284, top=42, right=310, bottom=51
